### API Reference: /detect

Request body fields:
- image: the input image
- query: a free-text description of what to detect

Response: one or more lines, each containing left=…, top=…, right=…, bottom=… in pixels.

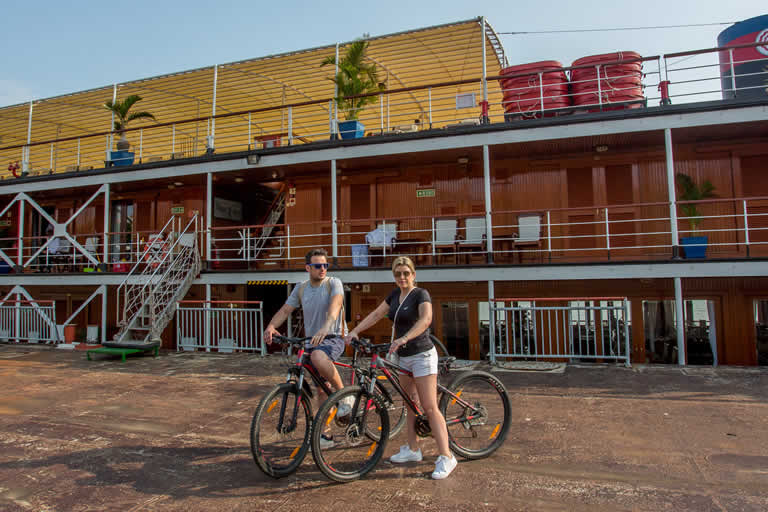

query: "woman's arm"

left=346, top=300, right=389, bottom=339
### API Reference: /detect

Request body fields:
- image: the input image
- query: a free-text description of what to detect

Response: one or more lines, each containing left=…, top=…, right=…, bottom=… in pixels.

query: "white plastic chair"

left=434, top=219, right=458, bottom=263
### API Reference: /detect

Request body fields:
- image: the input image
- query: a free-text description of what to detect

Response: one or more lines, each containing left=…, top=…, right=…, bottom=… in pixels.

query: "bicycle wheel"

left=311, top=386, right=390, bottom=482
left=439, top=371, right=510, bottom=459
left=374, top=375, right=407, bottom=439
left=430, top=334, right=450, bottom=357
left=250, top=383, right=312, bottom=478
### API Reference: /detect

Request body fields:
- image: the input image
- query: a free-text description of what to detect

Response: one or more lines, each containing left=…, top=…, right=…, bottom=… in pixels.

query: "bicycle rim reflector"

left=325, top=407, right=338, bottom=427
left=489, top=423, right=501, bottom=440
left=450, top=390, right=463, bottom=406
left=267, top=399, right=279, bottom=413
left=289, top=446, right=300, bottom=460
left=366, top=442, right=378, bottom=458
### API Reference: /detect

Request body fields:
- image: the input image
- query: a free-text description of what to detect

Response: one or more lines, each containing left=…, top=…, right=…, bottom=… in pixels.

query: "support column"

left=17, top=200, right=24, bottom=270
left=205, top=283, right=211, bottom=352
left=206, top=172, right=212, bottom=268
left=488, top=280, right=496, bottom=364
left=664, top=128, right=681, bottom=259
left=208, top=65, right=218, bottom=153
left=482, top=145, right=494, bottom=262
left=674, top=277, right=686, bottom=366
left=480, top=17, right=490, bottom=124
left=331, top=159, right=338, bottom=265
left=102, top=284, right=108, bottom=344
left=102, top=183, right=110, bottom=270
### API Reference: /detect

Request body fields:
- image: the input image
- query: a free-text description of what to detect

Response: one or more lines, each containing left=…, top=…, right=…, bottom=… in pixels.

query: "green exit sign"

left=416, top=188, right=435, bottom=198
left=171, top=206, right=185, bottom=215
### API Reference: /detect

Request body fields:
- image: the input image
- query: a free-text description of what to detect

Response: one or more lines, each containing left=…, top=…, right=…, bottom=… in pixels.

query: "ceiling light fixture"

left=174, top=181, right=184, bottom=186
left=457, top=157, right=469, bottom=164
left=234, top=177, right=244, bottom=183
left=595, top=145, right=609, bottom=153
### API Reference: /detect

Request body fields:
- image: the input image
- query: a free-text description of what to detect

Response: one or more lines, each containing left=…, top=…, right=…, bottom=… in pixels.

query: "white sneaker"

left=336, top=395, right=355, bottom=418
left=389, top=444, right=423, bottom=463
left=319, top=434, right=334, bottom=449
left=431, top=454, right=457, bottom=479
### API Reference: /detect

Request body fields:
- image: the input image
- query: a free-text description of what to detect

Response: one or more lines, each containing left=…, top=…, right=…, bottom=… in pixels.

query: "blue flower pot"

left=338, top=120, right=365, bottom=139
left=680, top=236, right=708, bottom=259
left=110, top=150, right=135, bottom=167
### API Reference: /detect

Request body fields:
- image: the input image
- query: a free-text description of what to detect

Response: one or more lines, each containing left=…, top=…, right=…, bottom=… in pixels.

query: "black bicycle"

left=310, top=339, right=511, bottom=482
left=249, top=335, right=407, bottom=478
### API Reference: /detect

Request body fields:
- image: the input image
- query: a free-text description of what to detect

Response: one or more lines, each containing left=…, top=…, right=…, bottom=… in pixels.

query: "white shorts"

left=390, top=347, right=438, bottom=378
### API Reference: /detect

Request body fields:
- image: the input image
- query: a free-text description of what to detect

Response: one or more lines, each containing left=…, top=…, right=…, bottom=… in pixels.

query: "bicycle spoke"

left=441, top=372, right=510, bottom=459
left=312, top=388, right=389, bottom=482
left=251, top=384, right=311, bottom=477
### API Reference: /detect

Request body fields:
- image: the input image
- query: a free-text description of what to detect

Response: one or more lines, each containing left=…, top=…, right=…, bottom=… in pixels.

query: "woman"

left=345, top=256, right=457, bottom=479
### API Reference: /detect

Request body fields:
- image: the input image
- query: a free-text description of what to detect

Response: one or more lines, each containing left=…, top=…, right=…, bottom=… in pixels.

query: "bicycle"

left=310, top=339, right=511, bottom=482
left=249, top=335, right=407, bottom=478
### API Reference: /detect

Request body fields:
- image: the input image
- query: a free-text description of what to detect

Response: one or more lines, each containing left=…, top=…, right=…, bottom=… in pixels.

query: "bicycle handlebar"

left=270, top=334, right=340, bottom=347
left=350, top=338, right=390, bottom=354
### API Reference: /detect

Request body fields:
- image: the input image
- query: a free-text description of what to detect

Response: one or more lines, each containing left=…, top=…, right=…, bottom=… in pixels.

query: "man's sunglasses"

left=308, top=263, right=329, bottom=269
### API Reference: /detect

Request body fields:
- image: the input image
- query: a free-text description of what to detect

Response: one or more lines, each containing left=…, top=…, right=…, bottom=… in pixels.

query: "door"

left=441, top=301, right=470, bottom=359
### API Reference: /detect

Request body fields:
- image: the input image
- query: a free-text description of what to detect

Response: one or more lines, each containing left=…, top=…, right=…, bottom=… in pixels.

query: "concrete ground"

left=0, top=344, right=766, bottom=512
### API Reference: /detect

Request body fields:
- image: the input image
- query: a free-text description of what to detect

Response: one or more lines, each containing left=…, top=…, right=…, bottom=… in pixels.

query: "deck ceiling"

left=0, top=18, right=501, bottom=171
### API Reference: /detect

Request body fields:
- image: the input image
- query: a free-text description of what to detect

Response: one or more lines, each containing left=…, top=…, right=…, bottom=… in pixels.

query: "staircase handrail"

left=115, top=215, right=177, bottom=324
left=118, top=215, right=199, bottom=325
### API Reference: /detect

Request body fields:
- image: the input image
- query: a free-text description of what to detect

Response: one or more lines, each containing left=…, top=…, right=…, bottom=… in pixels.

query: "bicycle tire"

left=375, top=375, right=407, bottom=439
left=430, top=334, right=450, bottom=357
left=311, top=386, right=390, bottom=482
left=439, top=370, right=510, bottom=460
left=250, top=383, right=313, bottom=478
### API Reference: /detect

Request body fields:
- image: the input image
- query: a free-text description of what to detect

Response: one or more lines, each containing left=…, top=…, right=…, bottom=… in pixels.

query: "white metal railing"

left=205, top=197, right=768, bottom=268
left=0, top=300, right=57, bottom=343
left=489, top=297, right=631, bottom=365
left=176, top=300, right=264, bottom=354
left=3, top=42, right=767, bottom=178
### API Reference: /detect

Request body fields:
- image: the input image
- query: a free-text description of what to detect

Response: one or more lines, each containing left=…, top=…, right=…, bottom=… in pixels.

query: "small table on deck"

left=86, top=346, right=159, bottom=362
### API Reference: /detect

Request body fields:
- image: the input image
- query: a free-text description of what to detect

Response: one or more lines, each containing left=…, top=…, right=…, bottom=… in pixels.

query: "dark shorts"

left=308, top=337, right=345, bottom=386
left=311, top=336, right=345, bottom=362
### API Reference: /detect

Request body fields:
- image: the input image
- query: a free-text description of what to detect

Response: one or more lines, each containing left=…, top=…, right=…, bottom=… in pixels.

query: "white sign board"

left=456, top=92, right=476, bottom=109
left=214, top=197, right=243, bottom=222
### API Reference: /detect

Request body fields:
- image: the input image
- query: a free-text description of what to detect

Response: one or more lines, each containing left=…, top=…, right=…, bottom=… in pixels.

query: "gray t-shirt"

left=286, top=277, right=344, bottom=337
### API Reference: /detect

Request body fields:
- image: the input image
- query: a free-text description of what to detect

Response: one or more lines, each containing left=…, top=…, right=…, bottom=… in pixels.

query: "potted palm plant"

left=103, top=94, right=156, bottom=166
left=676, top=173, right=716, bottom=259
left=321, top=39, right=385, bottom=139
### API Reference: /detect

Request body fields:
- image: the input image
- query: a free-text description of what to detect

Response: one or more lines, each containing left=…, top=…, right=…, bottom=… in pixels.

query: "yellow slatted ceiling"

left=0, top=18, right=503, bottom=177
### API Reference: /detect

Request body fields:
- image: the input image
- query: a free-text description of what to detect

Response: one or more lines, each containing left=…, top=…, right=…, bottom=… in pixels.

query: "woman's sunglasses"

left=394, top=270, right=412, bottom=278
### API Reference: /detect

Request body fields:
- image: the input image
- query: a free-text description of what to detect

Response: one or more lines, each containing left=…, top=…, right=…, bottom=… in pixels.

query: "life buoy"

left=143, top=238, right=169, bottom=268
left=8, top=162, right=20, bottom=178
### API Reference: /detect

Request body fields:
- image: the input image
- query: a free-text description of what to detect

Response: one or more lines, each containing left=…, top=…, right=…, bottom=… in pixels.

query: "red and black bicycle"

left=310, top=339, right=511, bottom=482
left=249, top=335, right=407, bottom=478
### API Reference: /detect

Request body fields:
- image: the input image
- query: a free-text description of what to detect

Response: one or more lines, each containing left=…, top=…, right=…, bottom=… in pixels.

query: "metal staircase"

left=483, top=19, right=508, bottom=68
left=251, top=189, right=286, bottom=260
left=107, top=215, right=201, bottom=349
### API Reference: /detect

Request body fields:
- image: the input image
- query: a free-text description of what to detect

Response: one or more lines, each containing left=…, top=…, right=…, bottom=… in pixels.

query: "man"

left=263, top=248, right=353, bottom=442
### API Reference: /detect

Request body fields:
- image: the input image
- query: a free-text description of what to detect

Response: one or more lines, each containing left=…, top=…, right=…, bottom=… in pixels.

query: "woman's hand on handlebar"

left=343, top=331, right=359, bottom=345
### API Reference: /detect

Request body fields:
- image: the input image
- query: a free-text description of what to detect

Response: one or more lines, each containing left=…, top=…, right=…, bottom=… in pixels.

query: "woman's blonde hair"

left=391, top=256, right=416, bottom=274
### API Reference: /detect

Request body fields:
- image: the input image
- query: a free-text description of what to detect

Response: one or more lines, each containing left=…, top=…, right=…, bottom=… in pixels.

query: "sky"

left=1, top=1, right=766, bottom=107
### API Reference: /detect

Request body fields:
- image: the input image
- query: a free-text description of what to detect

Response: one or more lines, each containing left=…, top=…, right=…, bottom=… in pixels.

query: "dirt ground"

left=0, top=344, right=766, bottom=511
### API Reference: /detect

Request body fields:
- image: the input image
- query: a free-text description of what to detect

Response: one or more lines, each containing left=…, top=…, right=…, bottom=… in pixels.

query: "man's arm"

left=263, top=303, right=296, bottom=344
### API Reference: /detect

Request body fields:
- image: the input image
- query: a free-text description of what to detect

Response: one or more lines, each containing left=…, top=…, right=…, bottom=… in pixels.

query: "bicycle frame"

left=358, top=350, right=485, bottom=430
left=277, top=341, right=360, bottom=434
